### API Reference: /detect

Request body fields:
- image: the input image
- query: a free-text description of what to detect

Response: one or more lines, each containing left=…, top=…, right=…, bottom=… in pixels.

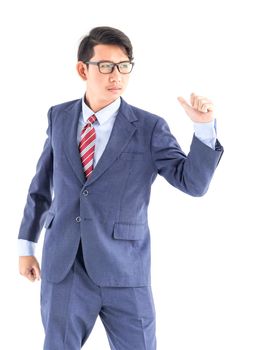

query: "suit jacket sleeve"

left=151, top=117, right=223, bottom=197
left=18, top=108, right=53, bottom=242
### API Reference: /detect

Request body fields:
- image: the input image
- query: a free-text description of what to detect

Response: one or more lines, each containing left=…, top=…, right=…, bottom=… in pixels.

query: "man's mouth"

left=107, top=86, right=122, bottom=91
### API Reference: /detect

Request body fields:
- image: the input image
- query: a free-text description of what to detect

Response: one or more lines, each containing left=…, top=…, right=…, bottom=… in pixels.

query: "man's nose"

left=109, top=66, right=121, bottom=81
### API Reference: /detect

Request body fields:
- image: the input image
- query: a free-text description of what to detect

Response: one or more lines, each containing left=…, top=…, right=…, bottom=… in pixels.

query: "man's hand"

left=177, top=92, right=214, bottom=123
left=19, top=256, right=41, bottom=282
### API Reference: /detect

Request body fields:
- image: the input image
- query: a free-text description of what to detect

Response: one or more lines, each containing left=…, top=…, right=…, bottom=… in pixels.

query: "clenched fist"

left=19, top=256, right=41, bottom=282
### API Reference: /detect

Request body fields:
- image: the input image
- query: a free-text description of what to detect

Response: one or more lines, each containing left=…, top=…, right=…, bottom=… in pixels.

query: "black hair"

left=77, top=26, right=133, bottom=62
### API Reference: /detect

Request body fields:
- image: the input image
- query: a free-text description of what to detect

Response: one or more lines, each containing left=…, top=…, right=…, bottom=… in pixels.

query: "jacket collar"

left=62, top=98, right=138, bottom=186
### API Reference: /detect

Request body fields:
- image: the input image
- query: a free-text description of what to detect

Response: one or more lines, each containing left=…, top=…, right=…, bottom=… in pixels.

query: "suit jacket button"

left=83, top=190, right=89, bottom=196
left=76, top=216, right=81, bottom=223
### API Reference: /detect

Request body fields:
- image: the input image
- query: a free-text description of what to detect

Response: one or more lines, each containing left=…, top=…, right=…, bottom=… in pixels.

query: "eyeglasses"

left=84, top=60, right=134, bottom=74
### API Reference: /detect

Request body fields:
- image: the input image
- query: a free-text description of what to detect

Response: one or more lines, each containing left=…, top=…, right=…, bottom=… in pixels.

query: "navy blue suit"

left=19, top=98, right=223, bottom=349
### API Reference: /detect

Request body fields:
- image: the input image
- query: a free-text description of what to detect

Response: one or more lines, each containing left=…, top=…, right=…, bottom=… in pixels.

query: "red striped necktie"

left=79, top=114, right=97, bottom=178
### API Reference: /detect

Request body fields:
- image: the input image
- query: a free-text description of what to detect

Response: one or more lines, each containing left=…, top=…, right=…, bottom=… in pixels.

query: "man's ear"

left=76, top=61, right=87, bottom=81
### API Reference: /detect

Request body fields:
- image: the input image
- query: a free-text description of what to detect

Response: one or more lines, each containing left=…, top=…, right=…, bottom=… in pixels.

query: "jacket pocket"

left=113, top=223, right=145, bottom=240
left=44, top=212, right=55, bottom=229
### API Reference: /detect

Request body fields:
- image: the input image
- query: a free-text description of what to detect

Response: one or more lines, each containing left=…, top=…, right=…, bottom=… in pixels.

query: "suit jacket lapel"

left=62, top=99, right=86, bottom=185
left=85, top=99, right=138, bottom=186
left=62, top=98, right=138, bottom=187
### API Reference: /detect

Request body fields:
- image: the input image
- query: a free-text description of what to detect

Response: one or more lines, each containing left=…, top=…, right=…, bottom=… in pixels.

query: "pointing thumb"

left=177, top=96, right=192, bottom=112
left=177, top=96, right=187, bottom=106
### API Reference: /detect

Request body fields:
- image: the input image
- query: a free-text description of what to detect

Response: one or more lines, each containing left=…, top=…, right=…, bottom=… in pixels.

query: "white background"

left=1, top=0, right=258, bottom=349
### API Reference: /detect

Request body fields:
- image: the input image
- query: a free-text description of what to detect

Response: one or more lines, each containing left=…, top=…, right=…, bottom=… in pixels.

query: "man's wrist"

left=193, top=119, right=217, bottom=149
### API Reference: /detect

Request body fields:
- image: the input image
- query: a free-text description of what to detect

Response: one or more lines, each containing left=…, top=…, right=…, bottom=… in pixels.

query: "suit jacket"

left=18, top=98, right=223, bottom=286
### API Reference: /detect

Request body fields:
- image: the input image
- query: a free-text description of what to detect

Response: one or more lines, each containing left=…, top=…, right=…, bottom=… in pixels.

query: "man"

left=18, top=26, right=223, bottom=350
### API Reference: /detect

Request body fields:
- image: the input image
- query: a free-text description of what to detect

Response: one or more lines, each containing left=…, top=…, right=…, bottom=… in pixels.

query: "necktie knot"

left=87, top=114, right=97, bottom=125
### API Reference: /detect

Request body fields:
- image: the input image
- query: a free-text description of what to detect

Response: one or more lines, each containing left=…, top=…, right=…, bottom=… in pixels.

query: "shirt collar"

left=82, top=97, right=121, bottom=125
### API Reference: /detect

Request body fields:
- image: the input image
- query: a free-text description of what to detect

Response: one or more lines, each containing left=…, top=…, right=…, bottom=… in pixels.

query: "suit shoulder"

left=128, top=104, right=169, bottom=131
left=129, top=104, right=162, bottom=123
left=51, top=98, right=81, bottom=112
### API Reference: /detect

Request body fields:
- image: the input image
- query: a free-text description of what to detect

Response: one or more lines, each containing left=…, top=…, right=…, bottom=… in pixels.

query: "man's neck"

left=84, top=95, right=117, bottom=113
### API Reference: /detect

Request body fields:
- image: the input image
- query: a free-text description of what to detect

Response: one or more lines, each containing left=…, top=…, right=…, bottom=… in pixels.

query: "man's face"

left=82, top=44, right=131, bottom=110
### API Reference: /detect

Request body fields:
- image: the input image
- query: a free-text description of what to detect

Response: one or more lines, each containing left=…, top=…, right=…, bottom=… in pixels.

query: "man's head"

left=77, top=26, right=133, bottom=63
left=76, top=26, right=134, bottom=111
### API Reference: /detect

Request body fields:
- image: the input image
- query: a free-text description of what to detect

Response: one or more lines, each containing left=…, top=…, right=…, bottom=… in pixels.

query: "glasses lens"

left=99, top=62, right=114, bottom=73
left=118, top=62, right=133, bottom=74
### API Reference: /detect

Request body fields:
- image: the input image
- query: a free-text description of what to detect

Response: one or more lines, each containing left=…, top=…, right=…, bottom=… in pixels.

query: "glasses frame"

left=84, top=60, right=134, bottom=74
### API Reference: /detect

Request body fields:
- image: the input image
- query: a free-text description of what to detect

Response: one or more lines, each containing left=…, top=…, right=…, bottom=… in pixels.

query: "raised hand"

left=177, top=92, right=214, bottom=123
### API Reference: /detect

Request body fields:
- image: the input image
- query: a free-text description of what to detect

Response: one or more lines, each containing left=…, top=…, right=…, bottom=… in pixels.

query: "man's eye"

left=100, top=63, right=112, bottom=68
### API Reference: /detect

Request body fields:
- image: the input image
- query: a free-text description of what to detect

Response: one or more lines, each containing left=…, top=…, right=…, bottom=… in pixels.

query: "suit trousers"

left=41, top=242, right=157, bottom=350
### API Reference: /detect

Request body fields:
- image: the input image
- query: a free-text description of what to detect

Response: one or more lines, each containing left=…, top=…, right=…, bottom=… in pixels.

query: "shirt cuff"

left=193, top=119, right=217, bottom=150
left=18, top=239, right=37, bottom=256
